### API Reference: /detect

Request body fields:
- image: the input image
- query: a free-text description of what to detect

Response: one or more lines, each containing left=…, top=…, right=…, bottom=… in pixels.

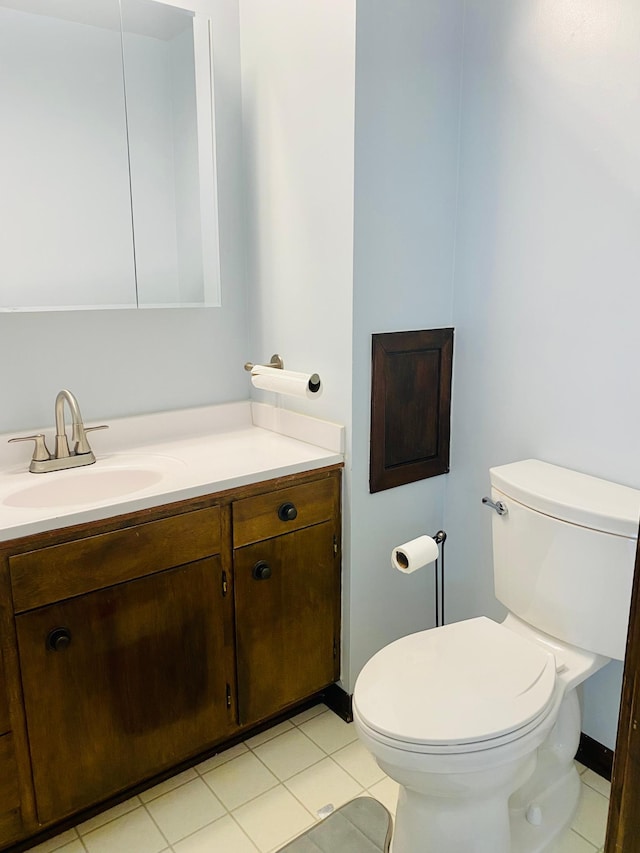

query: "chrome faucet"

left=9, top=389, right=108, bottom=473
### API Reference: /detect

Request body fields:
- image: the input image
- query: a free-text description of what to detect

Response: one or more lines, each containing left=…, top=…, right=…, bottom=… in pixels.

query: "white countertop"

left=0, top=402, right=344, bottom=542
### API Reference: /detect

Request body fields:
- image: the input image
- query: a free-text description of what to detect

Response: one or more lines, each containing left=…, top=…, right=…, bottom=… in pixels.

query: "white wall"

left=447, top=0, right=640, bottom=749
left=239, top=0, right=355, bottom=428
left=238, top=0, right=356, bottom=683
left=349, top=0, right=464, bottom=688
left=0, top=0, right=248, bottom=435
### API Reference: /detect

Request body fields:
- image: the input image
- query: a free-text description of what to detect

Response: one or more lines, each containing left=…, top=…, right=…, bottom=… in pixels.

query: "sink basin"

left=2, top=456, right=184, bottom=509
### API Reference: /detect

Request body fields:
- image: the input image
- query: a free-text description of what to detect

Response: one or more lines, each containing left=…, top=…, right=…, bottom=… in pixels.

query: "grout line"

left=75, top=797, right=143, bottom=838
left=569, top=828, right=600, bottom=850
left=288, top=704, right=327, bottom=727
left=571, top=826, right=605, bottom=850
left=242, top=721, right=366, bottom=822
left=140, top=769, right=200, bottom=804
left=139, top=800, right=174, bottom=850
left=193, top=742, right=250, bottom=776
left=226, top=811, right=262, bottom=853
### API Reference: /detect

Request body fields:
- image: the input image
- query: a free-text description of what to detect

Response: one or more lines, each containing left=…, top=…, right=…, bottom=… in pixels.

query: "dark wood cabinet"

left=16, top=557, right=235, bottom=824
left=232, top=475, right=341, bottom=725
left=0, top=464, right=341, bottom=850
left=235, top=521, right=340, bottom=725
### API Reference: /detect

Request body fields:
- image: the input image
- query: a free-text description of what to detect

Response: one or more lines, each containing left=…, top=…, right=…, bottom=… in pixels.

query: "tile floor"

left=25, top=705, right=611, bottom=853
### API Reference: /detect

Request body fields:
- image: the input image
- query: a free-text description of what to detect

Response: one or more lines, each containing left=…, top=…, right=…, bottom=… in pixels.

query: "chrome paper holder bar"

left=244, top=354, right=284, bottom=372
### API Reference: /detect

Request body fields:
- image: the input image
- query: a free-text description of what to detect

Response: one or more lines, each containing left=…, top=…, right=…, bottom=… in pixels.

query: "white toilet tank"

left=489, top=460, right=640, bottom=661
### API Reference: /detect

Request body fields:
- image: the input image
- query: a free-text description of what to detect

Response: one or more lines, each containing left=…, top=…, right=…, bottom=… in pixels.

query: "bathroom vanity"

left=0, top=403, right=343, bottom=849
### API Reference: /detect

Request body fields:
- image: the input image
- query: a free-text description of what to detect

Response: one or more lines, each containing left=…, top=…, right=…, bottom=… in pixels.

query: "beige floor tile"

left=332, top=739, right=386, bottom=788
left=172, top=814, right=259, bottom=853
left=581, top=769, right=611, bottom=799
left=245, top=720, right=294, bottom=749
left=298, top=710, right=358, bottom=754
left=194, top=741, right=248, bottom=774
left=49, top=844, right=85, bottom=853
left=27, top=840, right=84, bottom=853
left=284, top=757, right=363, bottom=816
left=252, top=728, right=324, bottom=781
left=77, top=796, right=142, bottom=835
left=554, top=828, right=599, bottom=852
left=139, top=768, right=199, bottom=803
left=232, top=786, right=314, bottom=853
left=202, top=750, right=278, bottom=810
left=289, top=704, right=327, bottom=727
left=31, top=714, right=615, bottom=853
left=368, top=777, right=400, bottom=816
left=572, top=784, right=610, bottom=849
left=25, top=828, right=80, bottom=852
left=145, top=776, right=226, bottom=844
left=81, top=806, right=166, bottom=853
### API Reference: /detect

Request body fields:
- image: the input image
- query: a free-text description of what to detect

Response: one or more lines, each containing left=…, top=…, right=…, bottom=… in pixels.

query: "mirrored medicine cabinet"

left=0, top=0, right=220, bottom=311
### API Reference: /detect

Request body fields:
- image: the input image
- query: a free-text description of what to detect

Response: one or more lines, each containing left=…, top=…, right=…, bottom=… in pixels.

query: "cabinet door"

left=0, top=734, right=22, bottom=846
left=234, top=522, right=339, bottom=725
left=16, top=557, right=235, bottom=825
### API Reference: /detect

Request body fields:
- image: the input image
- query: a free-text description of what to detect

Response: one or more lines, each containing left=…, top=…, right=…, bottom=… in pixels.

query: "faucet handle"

left=73, top=424, right=109, bottom=455
left=8, top=433, right=52, bottom=462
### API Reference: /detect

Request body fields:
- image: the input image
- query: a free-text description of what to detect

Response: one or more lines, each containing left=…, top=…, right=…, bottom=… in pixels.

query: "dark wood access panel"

left=370, top=328, right=453, bottom=493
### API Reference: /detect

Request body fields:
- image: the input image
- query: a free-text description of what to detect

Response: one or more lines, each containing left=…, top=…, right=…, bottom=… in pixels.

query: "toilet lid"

left=354, top=617, right=557, bottom=747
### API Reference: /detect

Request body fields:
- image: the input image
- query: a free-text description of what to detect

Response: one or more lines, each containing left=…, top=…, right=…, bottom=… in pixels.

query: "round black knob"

left=252, top=560, right=272, bottom=581
left=46, top=627, right=71, bottom=652
left=278, top=502, right=298, bottom=522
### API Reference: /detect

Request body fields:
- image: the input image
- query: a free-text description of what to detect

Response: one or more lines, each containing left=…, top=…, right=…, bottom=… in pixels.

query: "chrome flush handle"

left=482, top=496, right=508, bottom=516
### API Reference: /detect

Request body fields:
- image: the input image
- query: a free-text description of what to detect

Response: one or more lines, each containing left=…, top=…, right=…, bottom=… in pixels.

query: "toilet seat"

left=354, top=617, right=558, bottom=753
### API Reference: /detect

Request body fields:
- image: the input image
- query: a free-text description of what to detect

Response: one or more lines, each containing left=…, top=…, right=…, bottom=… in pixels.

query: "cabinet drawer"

left=233, top=477, right=337, bottom=548
left=10, top=506, right=221, bottom=613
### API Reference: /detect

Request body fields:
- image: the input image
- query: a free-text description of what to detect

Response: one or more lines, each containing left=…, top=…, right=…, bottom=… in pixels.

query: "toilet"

left=353, top=459, right=640, bottom=853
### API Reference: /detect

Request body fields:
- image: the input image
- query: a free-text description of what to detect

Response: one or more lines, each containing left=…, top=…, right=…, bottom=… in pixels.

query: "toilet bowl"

left=354, top=615, right=595, bottom=853
left=353, top=460, right=640, bottom=853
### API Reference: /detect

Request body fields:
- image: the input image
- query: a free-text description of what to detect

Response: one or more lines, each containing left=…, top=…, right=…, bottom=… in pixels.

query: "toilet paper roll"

left=391, top=535, right=439, bottom=574
left=250, top=365, right=322, bottom=399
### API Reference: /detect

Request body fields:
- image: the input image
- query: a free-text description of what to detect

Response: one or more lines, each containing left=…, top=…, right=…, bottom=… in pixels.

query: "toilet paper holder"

left=244, top=353, right=284, bottom=372
left=432, top=530, right=446, bottom=628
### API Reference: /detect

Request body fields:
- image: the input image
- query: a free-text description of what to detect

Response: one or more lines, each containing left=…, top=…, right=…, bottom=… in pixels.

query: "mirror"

left=0, top=0, right=220, bottom=311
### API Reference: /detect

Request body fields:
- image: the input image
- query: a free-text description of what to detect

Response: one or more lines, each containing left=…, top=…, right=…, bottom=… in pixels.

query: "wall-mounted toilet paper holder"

left=432, top=530, right=446, bottom=627
left=244, top=354, right=284, bottom=372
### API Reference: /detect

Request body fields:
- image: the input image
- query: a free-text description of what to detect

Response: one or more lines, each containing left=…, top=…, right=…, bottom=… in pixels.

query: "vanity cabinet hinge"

left=222, top=570, right=228, bottom=597
left=333, top=535, right=338, bottom=555
left=226, top=683, right=232, bottom=709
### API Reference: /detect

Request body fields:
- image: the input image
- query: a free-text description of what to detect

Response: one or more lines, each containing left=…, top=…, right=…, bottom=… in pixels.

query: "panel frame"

left=370, top=328, right=454, bottom=493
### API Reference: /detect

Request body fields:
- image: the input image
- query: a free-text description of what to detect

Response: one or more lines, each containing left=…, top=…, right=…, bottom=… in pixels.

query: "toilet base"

left=388, top=762, right=580, bottom=853
left=509, top=763, right=581, bottom=853
left=388, top=752, right=538, bottom=853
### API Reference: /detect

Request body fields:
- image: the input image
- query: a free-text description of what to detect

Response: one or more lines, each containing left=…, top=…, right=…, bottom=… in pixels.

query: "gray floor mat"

left=278, top=797, right=392, bottom=853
